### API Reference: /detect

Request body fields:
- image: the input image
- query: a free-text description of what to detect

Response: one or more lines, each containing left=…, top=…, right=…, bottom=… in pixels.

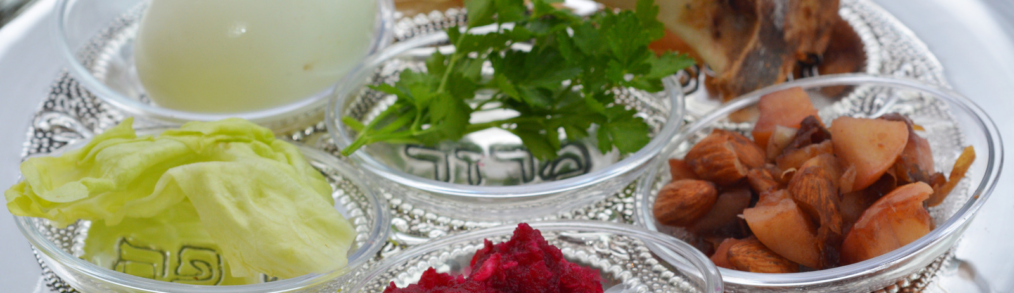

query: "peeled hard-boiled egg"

left=134, top=0, right=377, bottom=113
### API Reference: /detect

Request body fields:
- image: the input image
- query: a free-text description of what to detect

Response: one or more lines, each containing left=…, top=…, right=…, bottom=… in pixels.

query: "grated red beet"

left=382, top=268, right=493, bottom=293
left=383, top=223, right=604, bottom=293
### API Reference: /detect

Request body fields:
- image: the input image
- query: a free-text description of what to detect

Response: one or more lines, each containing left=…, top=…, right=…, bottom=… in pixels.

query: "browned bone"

left=814, top=16, right=866, bottom=97
left=598, top=0, right=842, bottom=100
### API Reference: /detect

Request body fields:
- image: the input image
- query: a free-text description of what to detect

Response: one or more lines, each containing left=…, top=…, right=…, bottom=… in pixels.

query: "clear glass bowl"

left=340, top=220, right=723, bottom=293
left=13, top=128, right=392, bottom=292
left=54, top=0, right=395, bottom=132
left=634, top=74, right=1003, bottom=292
left=326, top=31, right=686, bottom=222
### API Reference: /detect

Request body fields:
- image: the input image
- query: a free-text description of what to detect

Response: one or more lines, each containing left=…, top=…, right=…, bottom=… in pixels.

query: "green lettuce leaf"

left=5, top=117, right=355, bottom=279
left=82, top=202, right=262, bottom=285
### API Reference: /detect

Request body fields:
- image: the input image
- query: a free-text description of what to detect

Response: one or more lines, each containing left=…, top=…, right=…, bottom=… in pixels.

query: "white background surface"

left=0, top=0, right=1012, bottom=292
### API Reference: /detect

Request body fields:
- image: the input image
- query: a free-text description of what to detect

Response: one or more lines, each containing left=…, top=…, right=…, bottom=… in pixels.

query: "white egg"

left=134, top=0, right=377, bottom=113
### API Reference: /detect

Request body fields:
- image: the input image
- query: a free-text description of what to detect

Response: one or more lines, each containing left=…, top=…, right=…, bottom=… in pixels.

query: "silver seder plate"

left=24, top=0, right=951, bottom=291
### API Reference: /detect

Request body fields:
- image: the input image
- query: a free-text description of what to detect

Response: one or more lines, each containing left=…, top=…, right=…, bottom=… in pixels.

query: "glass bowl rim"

left=344, top=220, right=724, bottom=293
left=325, top=30, right=687, bottom=199
left=53, top=0, right=396, bottom=124
left=13, top=131, right=393, bottom=292
left=635, top=73, right=1004, bottom=286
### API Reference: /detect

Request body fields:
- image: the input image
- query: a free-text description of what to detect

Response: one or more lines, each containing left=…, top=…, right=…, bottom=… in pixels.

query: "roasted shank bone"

left=597, top=0, right=842, bottom=99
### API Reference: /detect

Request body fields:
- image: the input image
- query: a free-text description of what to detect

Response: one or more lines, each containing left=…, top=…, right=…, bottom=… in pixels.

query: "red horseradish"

left=384, top=223, right=604, bottom=293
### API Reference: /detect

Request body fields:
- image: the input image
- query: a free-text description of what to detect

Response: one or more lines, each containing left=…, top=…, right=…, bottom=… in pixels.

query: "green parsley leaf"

left=466, top=0, right=495, bottom=27
left=647, top=52, right=696, bottom=79
left=425, top=51, right=448, bottom=76
left=512, top=121, right=557, bottom=160
left=596, top=126, right=614, bottom=154
left=570, top=22, right=601, bottom=56
left=605, top=118, right=651, bottom=153
left=494, top=0, right=526, bottom=24
left=342, top=0, right=691, bottom=161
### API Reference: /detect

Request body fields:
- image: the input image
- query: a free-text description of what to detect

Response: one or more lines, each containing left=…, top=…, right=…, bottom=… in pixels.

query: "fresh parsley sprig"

left=341, top=0, right=692, bottom=160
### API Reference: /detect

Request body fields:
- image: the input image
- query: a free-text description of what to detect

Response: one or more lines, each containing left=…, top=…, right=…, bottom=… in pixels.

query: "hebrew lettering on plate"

left=404, top=145, right=450, bottom=182
left=114, top=239, right=167, bottom=280
left=490, top=145, right=536, bottom=184
left=402, top=142, right=594, bottom=186
left=171, top=246, right=223, bottom=285
left=538, top=143, right=592, bottom=181
left=454, top=143, right=485, bottom=186
left=113, top=238, right=224, bottom=284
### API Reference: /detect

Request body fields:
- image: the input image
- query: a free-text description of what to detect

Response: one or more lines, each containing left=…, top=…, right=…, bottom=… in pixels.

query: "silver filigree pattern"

left=23, top=0, right=957, bottom=292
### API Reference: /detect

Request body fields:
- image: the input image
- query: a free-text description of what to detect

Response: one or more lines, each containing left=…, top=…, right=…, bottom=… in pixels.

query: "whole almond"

left=653, top=179, right=719, bottom=227
left=685, top=132, right=749, bottom=185
left=714, top=129, right=767, bottom=169
left=728, top=238, right=800, bottom=273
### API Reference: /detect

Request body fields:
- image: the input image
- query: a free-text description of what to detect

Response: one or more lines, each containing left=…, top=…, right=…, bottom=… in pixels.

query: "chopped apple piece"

left=830, top=116, right=909, bottom=191
left=757, top=189, right=790, bottom=208
left=743, top=197, right=820, bottom=268
left=767, top=126, right=798, bottom=160
left=752, top=87, right=820, bottom=148
left=839, top=165, right=857, bottom=194
left=841, top=182, right=933, bottom=265
left=788, top=155, right=845, bottom=268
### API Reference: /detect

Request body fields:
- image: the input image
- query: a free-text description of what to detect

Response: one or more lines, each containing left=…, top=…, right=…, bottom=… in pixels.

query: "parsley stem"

left=367, top=131, right=422, bottom=143
left=410, top=126, right=438, bottom=137
left=338, top=0, right=691, bottom=158
left=342, top=138, right=369, bottom=157
left=362, top=104, right=401, bottom=133
left=410, top=109, right=423, bottom=131
left=341, top=103, right=402, bottom=156
left=436, top=27, right=472, bottom=94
